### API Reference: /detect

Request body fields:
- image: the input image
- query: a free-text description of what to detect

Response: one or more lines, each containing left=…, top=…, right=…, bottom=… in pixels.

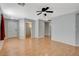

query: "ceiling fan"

left=36, top=7, right=53, bottom=16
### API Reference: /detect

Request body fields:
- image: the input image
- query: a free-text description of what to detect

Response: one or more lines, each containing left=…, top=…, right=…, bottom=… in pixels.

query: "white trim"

left=51, top=38, right=76, bottom=46
left=51, top=38, right=79, bottom=47
left=75, top=44, right=79, bottom=47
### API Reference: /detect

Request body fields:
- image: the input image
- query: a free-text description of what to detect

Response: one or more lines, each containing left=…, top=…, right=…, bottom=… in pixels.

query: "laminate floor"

left=0, top=37, right=79, bottom=56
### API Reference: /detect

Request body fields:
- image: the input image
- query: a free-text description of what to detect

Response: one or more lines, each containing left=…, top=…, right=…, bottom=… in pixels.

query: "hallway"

left=0, top=37, right=78, bottom=56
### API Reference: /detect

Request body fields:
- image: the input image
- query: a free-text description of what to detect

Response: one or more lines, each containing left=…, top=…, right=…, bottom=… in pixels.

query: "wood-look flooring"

left=0, top=37, right=79, bottom=56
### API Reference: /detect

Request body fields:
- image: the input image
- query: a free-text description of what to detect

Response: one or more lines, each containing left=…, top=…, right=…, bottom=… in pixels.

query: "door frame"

left=44, top=21, right=51, bottom=39
left=25, top=22, right=32, bottom=38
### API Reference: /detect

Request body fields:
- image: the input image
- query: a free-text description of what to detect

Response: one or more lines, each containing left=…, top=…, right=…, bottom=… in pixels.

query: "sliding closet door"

left=8, top=20, right=18, bottom=38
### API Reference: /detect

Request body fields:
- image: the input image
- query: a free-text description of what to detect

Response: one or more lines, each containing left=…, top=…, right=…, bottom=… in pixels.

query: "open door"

left=25, top=22, right=32, bottom=38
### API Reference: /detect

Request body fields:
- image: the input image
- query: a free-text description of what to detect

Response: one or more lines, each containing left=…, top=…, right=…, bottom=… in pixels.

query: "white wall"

left=34, top=20, right=45, bottom=38
left=35, top=20, right=39, bottom=38
left=51, top=13, right=76, bottom=46
left=18, top=19, right=25, bottom=39
left=8, top=20, right=18, bottom=38
left=4, top=19, right=18, bottom=38
left=0, top=11, right=1, bottom=30
left=39, top=20, right=45, bottom=38
left=32, top=21, right=35, bottom=38
left=5, top=19, right=8, bottom=37
left=76, top=14, right=79, bottom=46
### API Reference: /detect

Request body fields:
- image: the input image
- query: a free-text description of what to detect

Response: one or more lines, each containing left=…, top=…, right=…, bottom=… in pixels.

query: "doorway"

left=44, top=21, right=51, bottom=39
left=25, top=22, right=32, bottom=38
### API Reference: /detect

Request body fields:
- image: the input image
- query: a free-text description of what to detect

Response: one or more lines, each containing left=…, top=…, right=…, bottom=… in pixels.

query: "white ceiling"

left=0, top=3, right=79, bottom=20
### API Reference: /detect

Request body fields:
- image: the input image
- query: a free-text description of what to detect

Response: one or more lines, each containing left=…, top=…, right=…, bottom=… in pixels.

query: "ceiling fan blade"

left=42, top=7, right=49, bottom=12
left=37, top=12, right=42, bottom=15
left=45, top=7, right=49, bottom=11
left=46, top=11, right=53, bottom=13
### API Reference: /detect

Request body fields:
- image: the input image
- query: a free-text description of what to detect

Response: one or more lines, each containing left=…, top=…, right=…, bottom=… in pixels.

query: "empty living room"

left=0, top=2, right=79, bottom=57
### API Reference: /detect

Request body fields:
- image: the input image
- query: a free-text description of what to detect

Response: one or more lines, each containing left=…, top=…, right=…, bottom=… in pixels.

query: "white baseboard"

left=0, top=41, right=4, bottom=49
left=75, top=44, right=79, bottom=47
left=51, top=38, right=76, bottom=46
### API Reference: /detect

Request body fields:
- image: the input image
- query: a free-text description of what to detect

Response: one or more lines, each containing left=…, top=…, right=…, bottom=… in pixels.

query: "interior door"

left=26, top=23, right=31, bottom=38
left=8, top=20, right=18, bottom=38
left=45, top=22, right=50, bottom=37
